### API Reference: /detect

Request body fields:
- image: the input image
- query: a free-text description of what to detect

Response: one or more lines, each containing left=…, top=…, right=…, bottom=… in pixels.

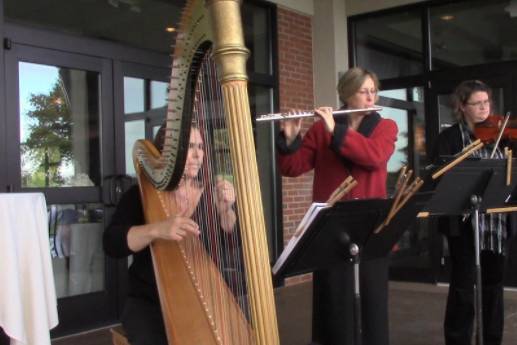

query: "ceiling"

left=5, top=0, right=187, bottom=53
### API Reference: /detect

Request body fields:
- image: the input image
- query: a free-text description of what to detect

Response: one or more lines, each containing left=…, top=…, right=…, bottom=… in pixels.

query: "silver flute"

left=255, top=107, right=382, bottom=122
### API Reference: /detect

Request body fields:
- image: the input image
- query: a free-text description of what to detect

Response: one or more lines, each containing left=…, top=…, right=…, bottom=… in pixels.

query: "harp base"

left=110, top=327, right=130, bottom=345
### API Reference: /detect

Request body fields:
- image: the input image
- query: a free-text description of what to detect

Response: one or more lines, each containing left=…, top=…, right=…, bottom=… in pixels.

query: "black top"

left=103, top=185, right=160, bottom=303
left=430, top=123, right=463, bottom=161
left=429, top=124, right=473, bottom=237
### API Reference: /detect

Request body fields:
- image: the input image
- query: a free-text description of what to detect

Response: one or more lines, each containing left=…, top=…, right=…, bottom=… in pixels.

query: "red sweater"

left=277, top=113, right=398, bottom=202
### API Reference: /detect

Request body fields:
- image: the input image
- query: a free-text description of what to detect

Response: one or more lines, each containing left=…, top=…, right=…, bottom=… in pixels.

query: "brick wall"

left=277, top=7, right=315, bottom=284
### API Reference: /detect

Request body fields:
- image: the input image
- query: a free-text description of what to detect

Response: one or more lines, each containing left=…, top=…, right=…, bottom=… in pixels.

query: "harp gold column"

left=208, top=1, right=280, bottom=344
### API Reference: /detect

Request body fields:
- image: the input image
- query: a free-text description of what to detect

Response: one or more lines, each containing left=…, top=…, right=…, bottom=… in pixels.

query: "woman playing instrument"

left=103, top=125, right=237, bottom=345
left=277, top=67, right=398, bottom=345
left=431, top=80, right=513, bottom=345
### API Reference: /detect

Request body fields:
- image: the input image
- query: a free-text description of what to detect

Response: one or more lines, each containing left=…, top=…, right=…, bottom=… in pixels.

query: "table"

left=0, top=193, right=59, bottom=345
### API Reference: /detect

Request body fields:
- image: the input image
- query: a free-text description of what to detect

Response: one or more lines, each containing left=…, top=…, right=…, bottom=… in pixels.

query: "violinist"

left=431, top=80, right=514, bottom=345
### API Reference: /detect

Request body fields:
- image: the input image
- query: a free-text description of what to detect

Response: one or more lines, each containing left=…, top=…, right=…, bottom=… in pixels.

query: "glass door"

left=375, top=87, right=433, bottom=282
left=113, top=61, right=169, bottom=177
left=4, top=43, right=117, bottom=335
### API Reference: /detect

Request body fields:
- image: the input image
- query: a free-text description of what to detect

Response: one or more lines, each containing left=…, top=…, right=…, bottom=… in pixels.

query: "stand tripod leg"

left=471, top=195, right=484, bottom=345
left=350, top=243, right=362, bottom=345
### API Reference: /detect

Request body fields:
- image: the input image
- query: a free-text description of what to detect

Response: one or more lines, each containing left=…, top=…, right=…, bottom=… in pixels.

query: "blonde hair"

left=337, top=67, right=380, bottom=106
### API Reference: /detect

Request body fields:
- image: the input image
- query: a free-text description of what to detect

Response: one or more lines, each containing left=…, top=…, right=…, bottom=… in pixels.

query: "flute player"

left=276, top=67, right=398, bottom=345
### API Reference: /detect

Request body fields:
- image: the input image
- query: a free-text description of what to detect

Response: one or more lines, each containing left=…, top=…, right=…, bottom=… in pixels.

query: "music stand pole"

left=350, top=243, right=362, bottom=345
left=471, top=195, right=484, bottom=345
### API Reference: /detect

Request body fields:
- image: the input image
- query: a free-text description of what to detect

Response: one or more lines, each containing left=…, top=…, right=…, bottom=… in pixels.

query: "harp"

left=132, top=1, right=279, bottom=344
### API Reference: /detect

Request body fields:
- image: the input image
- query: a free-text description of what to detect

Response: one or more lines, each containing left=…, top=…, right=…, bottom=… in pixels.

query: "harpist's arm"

left=126, top=217, right=200, bottom=252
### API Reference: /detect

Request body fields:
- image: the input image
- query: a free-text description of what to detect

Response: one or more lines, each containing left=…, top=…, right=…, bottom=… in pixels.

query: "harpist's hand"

left=126, top=215, right=200, bottom=252
left=215, top=176, right=236, bottom=212
left=152, top=216, right=200, bottom=242
left=215, top=176, right=237, bottom=233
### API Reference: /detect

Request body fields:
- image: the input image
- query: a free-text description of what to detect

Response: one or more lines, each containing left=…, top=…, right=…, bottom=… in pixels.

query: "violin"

left=474, top=113, right=517, bottom=143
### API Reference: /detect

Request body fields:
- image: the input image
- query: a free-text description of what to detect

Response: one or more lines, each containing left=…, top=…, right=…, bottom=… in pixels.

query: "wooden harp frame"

left=132, top=1, right=279, bottom=344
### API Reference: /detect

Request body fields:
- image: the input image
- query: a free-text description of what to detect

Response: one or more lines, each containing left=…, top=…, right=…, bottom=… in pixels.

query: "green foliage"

left=22, top=81, right=72, bottom=187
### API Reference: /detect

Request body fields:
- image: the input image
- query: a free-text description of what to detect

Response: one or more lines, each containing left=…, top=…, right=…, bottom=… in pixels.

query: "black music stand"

left=273, top=192, right=431, bottom=345
left=425, top=158, right=517, bottom=345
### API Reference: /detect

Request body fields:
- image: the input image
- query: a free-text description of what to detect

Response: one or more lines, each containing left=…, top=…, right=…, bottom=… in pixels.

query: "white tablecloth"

left=0, top=193, right=59, bottom=345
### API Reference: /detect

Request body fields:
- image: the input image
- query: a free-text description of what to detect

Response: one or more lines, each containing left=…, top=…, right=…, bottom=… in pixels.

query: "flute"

left=255, top=106, right=383, bottom=123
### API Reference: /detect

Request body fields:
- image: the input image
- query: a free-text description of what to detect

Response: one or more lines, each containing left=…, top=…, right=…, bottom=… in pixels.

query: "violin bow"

left=490, top=111, right=511, bottom=158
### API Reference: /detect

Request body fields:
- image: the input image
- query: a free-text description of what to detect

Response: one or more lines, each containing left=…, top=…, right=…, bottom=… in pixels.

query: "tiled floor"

left=389, top=282, right=517, bottom=345
left=51, top=281, right=517, bottom=345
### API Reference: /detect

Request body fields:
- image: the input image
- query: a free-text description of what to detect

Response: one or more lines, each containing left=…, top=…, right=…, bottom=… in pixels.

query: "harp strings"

left=204, top=53, right=249, bottom=341
left=197, top=54, right=227, bottom=339
left=208, top=54, right=249, bottom=341
left=171, top=51, right=250, bottom=343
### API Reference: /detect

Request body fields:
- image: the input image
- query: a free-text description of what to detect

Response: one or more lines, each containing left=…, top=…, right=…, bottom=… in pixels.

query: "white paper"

left=272, top=202, right=330, bottom=275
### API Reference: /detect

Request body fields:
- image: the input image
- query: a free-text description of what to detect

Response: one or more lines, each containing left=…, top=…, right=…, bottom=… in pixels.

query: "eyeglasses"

left=357, top=89, right=377, bottom=96
left=465, top=99, right=490, bottom=108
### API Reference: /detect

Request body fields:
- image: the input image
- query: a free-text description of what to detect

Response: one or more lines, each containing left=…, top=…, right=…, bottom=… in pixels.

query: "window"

left=49, top=203, right=105, bottom=297
left=354, top=10, right=423, bottom=79
left=19, top=62, right=101, bottom=188
left=430, top=0, right=517, bottom=69
left=377, top=87, right=429, bottom=274
left=123, top=76, right=168, bottom=175
left=378, top=87, right=426, bottom=190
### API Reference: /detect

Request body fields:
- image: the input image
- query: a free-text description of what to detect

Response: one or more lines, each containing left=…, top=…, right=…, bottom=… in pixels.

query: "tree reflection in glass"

left=19, top=62, right=100, bottom=188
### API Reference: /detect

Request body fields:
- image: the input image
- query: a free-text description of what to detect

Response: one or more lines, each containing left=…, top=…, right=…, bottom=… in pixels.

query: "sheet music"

left=272, top=202, right=330, bottom=275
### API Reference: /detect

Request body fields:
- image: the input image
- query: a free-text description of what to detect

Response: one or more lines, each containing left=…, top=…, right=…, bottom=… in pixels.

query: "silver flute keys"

left=255, top=107, right=383, bottom=122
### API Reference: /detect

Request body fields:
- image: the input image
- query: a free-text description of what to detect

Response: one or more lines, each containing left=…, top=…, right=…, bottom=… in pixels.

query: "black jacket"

left=103, top=185, right=160, bottom=303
